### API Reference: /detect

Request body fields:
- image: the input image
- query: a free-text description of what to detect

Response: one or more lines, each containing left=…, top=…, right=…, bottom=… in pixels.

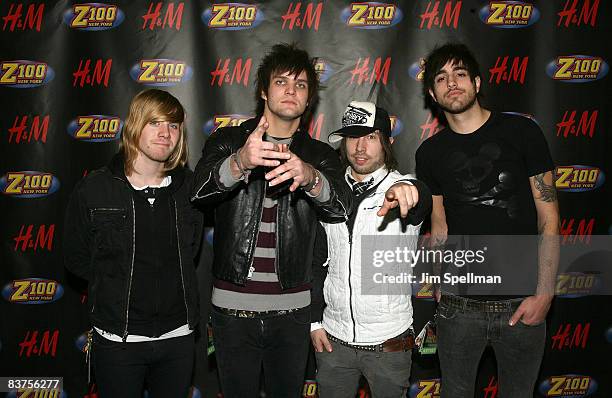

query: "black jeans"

left=436, top=296, right=546, bottom=398
left=211, top=306, right=311, bottom=398
left=93, top=332, right=194, bottom=398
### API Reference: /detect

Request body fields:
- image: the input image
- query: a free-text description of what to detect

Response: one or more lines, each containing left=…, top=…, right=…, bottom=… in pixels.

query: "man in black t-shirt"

left=416, top=43, right=559, bottom=398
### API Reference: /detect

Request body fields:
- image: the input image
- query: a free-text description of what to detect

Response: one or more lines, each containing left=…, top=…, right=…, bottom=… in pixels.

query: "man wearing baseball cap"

left=311, top=101, right=432, bottom=397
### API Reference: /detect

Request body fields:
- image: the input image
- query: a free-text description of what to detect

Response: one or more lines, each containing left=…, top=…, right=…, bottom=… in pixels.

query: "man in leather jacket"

left=191, top=43, right=352, bottom=397
left=63, top=89, right=203, bottom=397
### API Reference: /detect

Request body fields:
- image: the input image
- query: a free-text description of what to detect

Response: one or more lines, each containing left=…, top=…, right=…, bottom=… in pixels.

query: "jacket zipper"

left=248, top=181, right=266, bottom=283
left=174, top=198, right=190, bottom=326
left=347, top=225, right=357, bottom=342
left=273, top=189, right=284, bottom=289
left=122, top=195, right=136, bottom=341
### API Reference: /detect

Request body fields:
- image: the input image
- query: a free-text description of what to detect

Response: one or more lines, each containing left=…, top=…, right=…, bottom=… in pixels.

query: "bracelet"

left=303, top=167, right=320, bottom=192
left=232, top=149, right=250, bottom=182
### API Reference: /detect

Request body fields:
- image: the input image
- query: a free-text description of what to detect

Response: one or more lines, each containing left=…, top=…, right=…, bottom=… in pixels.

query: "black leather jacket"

left=63, top=153, right=203, bottom=339
left=191, top=118, right=351, bottom=289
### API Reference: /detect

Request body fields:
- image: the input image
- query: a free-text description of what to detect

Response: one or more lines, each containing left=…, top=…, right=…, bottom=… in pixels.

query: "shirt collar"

left=344, top=166, right=388, bottom=187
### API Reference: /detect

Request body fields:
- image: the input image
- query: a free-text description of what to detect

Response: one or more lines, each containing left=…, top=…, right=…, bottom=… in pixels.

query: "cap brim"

left=328, top=126, right=377, bottom=144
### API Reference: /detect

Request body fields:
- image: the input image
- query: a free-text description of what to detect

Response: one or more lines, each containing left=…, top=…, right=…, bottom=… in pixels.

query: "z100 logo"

left=341, top=3, right=403, bottom=29
left=130, top=59, right=193, bottom=86
left=408, top=58, right=426, bottom=81
left=0, top=61, right=54, bottom=88
left=556, top=272, right=600, bottom=297
left=389, top=115, right=403, bottom=137
left=412, top=282, right=434, bottom=300
left=539, top=375, right=597, bottom=397
left=67, top=115, right=123, bottom=142
left=409, top=378, right=441, bottom=397
left=2, top=279, right=64, bottom=304
left=302, top=380, right=317, bottom=397
left=0, top=171, right=60, bottom=198
left=479, top=1, right=540, bottom=28
left=63, top=3, right=125, bottom=30
left=202, top=3, right=264, bottom=30
left=203, top=114, right=251, bottom=136
left=555, top=165, right=604, bottom=192
left=315, top=59, right=333, bottom=83
left=546, top=56, right=609, bottom=82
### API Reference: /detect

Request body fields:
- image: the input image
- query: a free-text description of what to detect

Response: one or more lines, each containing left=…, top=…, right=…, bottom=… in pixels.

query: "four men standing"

left=63, top=42, right=558, bottom=397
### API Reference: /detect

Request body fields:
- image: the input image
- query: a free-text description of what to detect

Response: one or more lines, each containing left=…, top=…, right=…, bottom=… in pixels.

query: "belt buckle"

left=237, top=310, right=253, bottom=318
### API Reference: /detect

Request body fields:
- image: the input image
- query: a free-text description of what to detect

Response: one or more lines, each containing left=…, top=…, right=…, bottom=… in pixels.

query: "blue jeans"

left=211, top=306, right=311, bottom=398
left=436, top=296, right=546, bottom=398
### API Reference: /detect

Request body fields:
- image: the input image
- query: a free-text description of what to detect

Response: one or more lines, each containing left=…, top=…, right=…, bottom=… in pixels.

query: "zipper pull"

left=248, top=266, right=255, bottom=279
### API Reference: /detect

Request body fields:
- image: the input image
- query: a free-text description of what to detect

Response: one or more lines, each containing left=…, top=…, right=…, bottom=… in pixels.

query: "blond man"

left=64, top=89, right=203, bottom=397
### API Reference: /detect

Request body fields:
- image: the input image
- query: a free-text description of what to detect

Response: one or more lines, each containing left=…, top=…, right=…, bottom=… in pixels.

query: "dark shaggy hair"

left=254, top=43, right=319, bottom=128
left=422, top=43, right=483, bottom=114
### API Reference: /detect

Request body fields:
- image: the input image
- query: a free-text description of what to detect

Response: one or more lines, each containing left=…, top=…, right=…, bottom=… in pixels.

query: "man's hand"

left=377, top=183, right=419, bottom=218
left=509, top=295, right=553, bottom=326
left=237, top=116, right=290, bottom=170
left=265, top=150, right=317, bottom=192
left=310, top=328, right=333, bottom=353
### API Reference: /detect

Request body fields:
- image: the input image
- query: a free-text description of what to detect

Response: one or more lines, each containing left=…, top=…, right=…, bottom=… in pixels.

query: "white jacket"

left=320, top=167, right=423, bottom=344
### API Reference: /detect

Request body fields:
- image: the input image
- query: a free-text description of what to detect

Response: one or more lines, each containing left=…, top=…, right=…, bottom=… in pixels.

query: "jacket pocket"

left=90, top=208, right=127, bottom=275
left=90, top=208, right=127, bottom=230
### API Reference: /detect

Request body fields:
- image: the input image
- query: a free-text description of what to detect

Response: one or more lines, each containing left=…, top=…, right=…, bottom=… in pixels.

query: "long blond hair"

left=121, top=89, right=187, bottom=175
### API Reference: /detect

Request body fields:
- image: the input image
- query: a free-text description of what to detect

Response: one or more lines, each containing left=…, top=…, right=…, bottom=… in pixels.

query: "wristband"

left=232, top=149, right=251, bottom=183
left=304, top=168, right=320, bottom=192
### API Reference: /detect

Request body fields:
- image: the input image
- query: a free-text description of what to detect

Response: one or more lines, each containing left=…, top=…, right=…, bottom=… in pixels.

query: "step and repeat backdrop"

left=1, top=1, right=611, bottom=397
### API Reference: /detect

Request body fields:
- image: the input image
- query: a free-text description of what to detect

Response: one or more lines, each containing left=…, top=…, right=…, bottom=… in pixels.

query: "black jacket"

left=191, top=117, right=352, bottom=289
left=63, top=153, right=203, bottom=339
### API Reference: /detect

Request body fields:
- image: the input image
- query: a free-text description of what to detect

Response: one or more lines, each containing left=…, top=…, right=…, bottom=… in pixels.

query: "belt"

left=328, top=331, right=415, bottom=353
left=440, top=295, right=522, bottom=313
left=213, top=305, right=300, bottom=318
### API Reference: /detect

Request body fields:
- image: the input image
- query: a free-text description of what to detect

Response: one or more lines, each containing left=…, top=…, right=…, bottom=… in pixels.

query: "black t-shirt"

left=416, top=112, right=554, bottom=235
left=416, top=112, right=554, bottom=299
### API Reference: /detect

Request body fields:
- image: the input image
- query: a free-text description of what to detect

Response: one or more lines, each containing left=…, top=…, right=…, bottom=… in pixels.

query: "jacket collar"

left=107, top=151, right=185, bottom=193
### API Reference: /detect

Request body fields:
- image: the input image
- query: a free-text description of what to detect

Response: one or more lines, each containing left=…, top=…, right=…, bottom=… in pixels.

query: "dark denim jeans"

left=211, top=306, right=311, bottom=398
left=93, top=332, right=194, bottom=398
left=315, top=330, right=413, bottom=398
left=436, top=296, right=546, bottom=398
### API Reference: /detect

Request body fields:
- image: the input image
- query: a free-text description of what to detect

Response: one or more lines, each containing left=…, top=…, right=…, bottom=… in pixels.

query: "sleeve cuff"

left=218, top=156, right=243, bottom=188
left=306, top=173, right=331, bottom=202
left=310, top=322, right=324, bottom=332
